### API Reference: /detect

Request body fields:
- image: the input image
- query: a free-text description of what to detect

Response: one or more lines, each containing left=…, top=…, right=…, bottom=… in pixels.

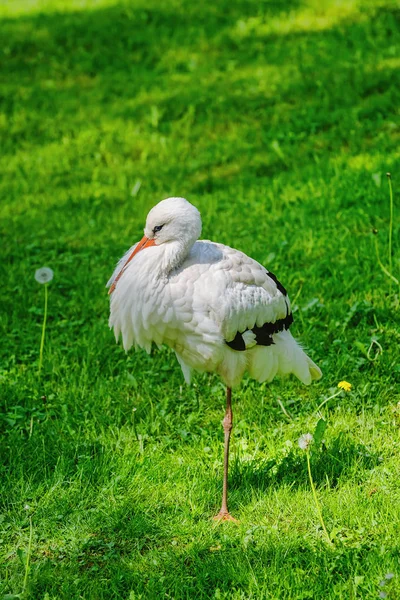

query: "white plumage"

left=107, top=196, right=321, bottom=520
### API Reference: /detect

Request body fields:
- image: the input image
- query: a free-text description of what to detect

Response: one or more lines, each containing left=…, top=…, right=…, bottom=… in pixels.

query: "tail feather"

left=307, top=356, right=322, bottom=381
left=247, top=330, right=321, bottom=385
left=247, top=346, right=278, bottom=383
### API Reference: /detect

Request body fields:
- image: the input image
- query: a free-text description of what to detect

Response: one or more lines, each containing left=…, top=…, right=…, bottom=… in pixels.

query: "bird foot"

left=213, top=511, right=239, bottom=523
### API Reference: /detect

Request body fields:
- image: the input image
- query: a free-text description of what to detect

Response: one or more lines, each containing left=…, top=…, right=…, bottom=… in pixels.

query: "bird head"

left=108, top=197, right=201, bottom=294
left=144, top=197, right=202, bottom=247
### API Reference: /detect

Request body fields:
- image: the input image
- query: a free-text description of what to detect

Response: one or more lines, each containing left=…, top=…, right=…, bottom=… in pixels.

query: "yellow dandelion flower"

left=338, top=381, right=352, bottom=392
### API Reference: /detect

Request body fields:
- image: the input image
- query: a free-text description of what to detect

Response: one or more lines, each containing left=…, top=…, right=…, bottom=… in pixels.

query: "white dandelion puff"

left=35, top=267, right=54, bottom=284
left=298, top=433, right=313, bottom=450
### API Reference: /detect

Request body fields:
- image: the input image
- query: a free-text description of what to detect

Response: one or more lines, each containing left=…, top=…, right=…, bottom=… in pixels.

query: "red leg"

left=213, top=387, right=238, bottom=522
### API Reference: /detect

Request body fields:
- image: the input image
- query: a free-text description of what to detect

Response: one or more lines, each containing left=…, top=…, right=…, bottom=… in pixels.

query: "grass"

left=1, top=0, right=400, bottom=597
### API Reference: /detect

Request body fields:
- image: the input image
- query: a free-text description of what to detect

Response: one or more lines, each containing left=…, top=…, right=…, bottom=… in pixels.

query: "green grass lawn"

left=1, top=0, right=400, bottom=597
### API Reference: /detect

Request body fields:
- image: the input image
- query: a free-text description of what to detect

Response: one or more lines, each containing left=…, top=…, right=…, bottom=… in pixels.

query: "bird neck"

left=159, top=239, right=193, bottom=275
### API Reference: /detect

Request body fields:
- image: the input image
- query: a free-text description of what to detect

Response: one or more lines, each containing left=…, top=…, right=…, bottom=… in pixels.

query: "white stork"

left=107, top=197, right=321, bottom=521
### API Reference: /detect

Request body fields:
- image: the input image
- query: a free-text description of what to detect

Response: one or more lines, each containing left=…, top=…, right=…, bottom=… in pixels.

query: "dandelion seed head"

left=385, top=573, right=394, bottom=580
left=298, top=433, right=313, bottom=450
left=35, top=267, right=54, bottom=284
left=379, top=592, right=388, bottom=599
left=338, top=381, right=352, bottom=392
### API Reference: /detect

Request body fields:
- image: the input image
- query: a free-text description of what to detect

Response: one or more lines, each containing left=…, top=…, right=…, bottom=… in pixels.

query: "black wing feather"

left=226, top=309, right=293, bottom=352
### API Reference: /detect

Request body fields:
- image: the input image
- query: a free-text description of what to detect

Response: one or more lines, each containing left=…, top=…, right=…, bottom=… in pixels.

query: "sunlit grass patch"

left=230, top=0, right=366, bottom=40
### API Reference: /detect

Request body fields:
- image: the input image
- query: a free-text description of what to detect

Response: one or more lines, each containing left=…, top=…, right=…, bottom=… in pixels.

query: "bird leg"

left=213, top=387, right=238, bottom=522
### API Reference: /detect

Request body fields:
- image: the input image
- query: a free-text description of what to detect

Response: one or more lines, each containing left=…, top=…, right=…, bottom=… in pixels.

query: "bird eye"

left=153, top=224, right=164, bottom=234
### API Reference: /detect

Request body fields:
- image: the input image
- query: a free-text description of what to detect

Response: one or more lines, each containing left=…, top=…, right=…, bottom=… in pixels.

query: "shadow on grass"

left=25, top=508, right=392, bottom=599
left=231, top=432, right=382, bottom=492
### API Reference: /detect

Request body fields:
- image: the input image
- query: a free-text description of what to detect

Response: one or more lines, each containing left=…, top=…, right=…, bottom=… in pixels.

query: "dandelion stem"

left=276, top=396, right=292, bottom=420
left=306, top=449, right=332, bottom=545
left=314, top=390, right=342, bottom=414
left=373, top=236, right=399, bottom=286
left=38, top=283, right=48, bottom=376
left=22, top=515, right=33, bottom=596
left=387, top=174, right=393, bottom=278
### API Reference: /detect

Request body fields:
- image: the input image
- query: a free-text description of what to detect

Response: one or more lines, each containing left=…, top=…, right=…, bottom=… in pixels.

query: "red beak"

left=108, top=235, right=156, bottom=295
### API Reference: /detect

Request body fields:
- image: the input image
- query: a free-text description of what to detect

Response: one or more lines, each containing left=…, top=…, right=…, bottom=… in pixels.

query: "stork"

left=107, top=197, right=321, bottom=521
